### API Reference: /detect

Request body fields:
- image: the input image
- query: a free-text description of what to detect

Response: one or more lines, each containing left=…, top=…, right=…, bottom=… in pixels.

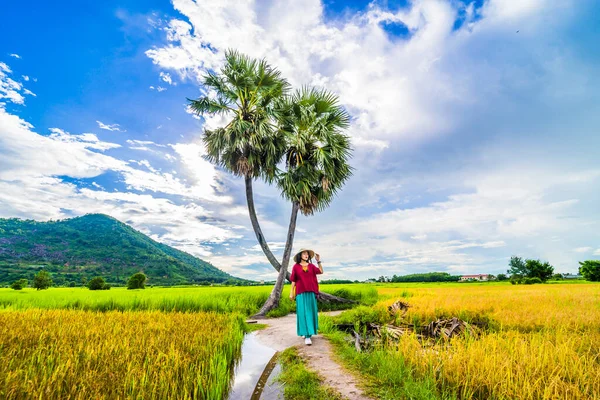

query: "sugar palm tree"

left=188, top=50, right=290, bottom=272
left=253, top=87, right=353, bottom=316
left=188, top=51, right=354, bottom=316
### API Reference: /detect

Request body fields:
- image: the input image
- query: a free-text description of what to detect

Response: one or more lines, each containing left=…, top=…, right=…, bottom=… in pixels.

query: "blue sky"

left=1, top=0, right=599, bottom=281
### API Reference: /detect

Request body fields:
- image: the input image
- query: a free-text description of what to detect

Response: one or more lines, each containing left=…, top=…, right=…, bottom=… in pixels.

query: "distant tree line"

left=372, top=272, right=461, bottom=283
left=507, top=256, right=600, bottom=284
left=320, top=279, right=359, bottom=284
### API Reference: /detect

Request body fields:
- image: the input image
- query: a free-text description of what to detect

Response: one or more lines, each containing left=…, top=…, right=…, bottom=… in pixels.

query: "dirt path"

left=253, top=311, right=372, bottom=400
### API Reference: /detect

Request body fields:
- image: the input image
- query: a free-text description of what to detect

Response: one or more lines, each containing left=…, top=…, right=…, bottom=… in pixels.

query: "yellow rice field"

left=361, top=283, right=600, bottom=399
left=0, top=309, right=245, bottom=399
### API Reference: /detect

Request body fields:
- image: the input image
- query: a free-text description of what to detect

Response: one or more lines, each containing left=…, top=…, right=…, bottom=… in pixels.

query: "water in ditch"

left=227, top=332, right=284, bottom=400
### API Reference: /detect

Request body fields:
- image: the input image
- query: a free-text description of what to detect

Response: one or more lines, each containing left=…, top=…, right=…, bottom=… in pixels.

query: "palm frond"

left=276, top=86, right=354, bottom=215
left=188, top=49, right=290, bottom=179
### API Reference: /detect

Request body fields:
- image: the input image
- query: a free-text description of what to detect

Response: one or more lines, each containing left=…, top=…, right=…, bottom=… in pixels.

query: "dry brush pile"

left=337, top=300, right=481, bottom=352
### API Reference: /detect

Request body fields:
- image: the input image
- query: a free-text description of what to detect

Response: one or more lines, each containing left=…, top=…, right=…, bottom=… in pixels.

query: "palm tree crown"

left=188, top=50, right=290, bottom=181
left=277, top=87, right=353, bottom=215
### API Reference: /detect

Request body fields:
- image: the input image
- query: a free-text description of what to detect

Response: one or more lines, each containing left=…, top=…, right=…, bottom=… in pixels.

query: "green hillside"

left=0, top=214, right=240, bottom=286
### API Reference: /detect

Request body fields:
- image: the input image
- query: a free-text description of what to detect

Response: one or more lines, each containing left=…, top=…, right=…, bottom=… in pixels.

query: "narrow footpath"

left=254, top=311, right=372, bottom=400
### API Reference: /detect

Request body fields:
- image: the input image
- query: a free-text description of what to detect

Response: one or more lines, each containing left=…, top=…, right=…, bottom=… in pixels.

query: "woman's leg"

left=305, top=292, right=318, bottom=337
left=296, top=292, right=309, bottom=337
left=296, top=292, right=319, bottom=337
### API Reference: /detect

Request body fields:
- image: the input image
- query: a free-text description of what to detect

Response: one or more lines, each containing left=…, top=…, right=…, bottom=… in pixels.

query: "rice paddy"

left=0, top=309, right=245, bottom=399
left=1, top=282, right=598, bottom=399
left=324, top=282, right=600, bottom=400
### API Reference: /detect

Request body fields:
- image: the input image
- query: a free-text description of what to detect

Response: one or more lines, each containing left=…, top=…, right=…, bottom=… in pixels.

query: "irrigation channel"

left=227, top=331, right=283, bottom=399
left=227, top=310, right=367, bottom=400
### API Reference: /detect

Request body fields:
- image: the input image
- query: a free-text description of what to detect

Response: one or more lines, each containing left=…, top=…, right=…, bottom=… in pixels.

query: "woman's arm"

left=315, top=253, right=323, bottom=274
left=290, top=265, right=297, bottom=300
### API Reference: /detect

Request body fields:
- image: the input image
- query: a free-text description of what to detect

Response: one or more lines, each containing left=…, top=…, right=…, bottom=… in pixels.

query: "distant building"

left=364, top=278, right=377, bottom=283
left=460, top=274, right=492, bottom=281
left=562, top=274, right=583, bottom=280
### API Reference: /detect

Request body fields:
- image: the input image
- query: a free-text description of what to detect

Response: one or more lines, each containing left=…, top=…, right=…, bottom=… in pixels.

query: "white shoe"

left=305, top=337, right=312, bottom=345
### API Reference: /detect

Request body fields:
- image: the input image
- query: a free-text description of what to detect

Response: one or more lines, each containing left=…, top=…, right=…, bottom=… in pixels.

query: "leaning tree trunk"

left=244, top=176, right=355, bottom=314
left=245, top=176, right=282, bottom=270
left=252, top=202, right=299, bottom=317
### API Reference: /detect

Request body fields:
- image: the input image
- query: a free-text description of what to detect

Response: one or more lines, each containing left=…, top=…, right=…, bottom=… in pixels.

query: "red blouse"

left=290, top=262, right=322, bottom=295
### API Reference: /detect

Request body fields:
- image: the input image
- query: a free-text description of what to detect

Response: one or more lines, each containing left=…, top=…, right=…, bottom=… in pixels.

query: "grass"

left=0, top=309, right=245, bottom=399
left=276, top=347, right=344, bottom=400
left=322, top=282, right=600, bottom=400
left=245, top=323, right=269, bottom=332
left=0, top=285, right=377, bottom=316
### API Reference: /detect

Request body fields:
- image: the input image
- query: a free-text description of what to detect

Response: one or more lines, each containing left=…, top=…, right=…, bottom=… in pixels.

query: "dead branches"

left=336, top=300, right=481, bottom=352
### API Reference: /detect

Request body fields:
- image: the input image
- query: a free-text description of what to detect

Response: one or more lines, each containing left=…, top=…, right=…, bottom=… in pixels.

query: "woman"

left=289, top=248, right=323, bottom=345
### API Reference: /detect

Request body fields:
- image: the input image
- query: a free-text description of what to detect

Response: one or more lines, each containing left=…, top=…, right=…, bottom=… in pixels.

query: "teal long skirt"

left=296, top=292, right=319, bottom=338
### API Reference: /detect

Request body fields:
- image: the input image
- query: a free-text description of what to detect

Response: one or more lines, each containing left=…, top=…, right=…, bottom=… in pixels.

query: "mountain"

left=0, top=214, right=241, bottom=286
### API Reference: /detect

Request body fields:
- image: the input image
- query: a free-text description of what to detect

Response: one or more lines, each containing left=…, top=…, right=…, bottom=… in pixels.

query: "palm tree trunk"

left=252, top=202, right=299, bottom=317
left=244, top=176, right=355, bottom=315
left=245, top=176, right=283, bottom=271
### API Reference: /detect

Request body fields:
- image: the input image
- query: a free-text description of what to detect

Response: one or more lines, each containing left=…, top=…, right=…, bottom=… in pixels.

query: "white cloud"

left=482, top=0, right=569, bottom=21
left=96, top=120, right=125, bottom=132
left=9, top=54, right=21, bottom=59
left=0, top=62, right=25, bottom=104
left=0, top=109, right=126, bottom=180
left=126, top=139, right=168, bottom=152
left=593, top=249, right=600, bottom=256
left=159, top=71, right=174, bottom=85
left=281, top=160, right=600, bottom=277
left=144, top=0, right=470, bottom=143
left=22, top=128, right=224, bottom=204
left=22, top=75, right=29, bottom=81
left=48, top=128, right=122, bottom=152
left=574, top=247, right=592, bottom=253
left=126, top=139, right=166, bottom=147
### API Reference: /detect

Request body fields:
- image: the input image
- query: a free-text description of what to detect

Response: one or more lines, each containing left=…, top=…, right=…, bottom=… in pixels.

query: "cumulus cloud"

left=137, top=0, right=600, bottom=278
left=145, top=0, right=591, bottom=150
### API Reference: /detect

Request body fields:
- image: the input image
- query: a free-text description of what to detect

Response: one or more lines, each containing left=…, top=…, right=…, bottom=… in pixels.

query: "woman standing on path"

left=289, top=248, right=323, bottom=345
